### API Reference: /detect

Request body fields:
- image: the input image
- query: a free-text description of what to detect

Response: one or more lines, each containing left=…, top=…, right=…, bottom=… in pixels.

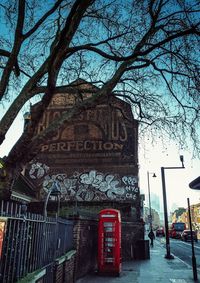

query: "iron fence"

left=0, top=200, right=74, bottom=283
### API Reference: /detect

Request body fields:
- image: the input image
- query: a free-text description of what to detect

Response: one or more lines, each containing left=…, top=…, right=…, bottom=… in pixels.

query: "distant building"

left=143, top=206, right=161, bottom=230
left=186, top=203, right=200, bottom=238
left=151, top=192, right=161, bottom=213
left=171, top=204, right=200, bottom=239
left=171, top=207, right=186, bottom=223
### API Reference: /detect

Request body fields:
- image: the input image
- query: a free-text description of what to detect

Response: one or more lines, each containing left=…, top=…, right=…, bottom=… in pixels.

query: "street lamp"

left=147, top=171, right=156, bottom=231
left=43, top=181, right=61, bottom=218
left=189, top=176, right=200, bottom=190
left=161, top=155, right=185, bottom=259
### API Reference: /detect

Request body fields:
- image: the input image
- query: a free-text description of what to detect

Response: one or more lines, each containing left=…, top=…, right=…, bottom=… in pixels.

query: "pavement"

left=76, top=238, right=200, bottom=283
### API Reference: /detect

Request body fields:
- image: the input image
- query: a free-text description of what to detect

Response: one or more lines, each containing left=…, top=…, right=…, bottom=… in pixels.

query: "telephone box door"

left=98, top=209, right=121, bottom=276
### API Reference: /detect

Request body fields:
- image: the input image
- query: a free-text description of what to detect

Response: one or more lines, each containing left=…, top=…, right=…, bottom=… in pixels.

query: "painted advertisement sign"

left=34, top=93, right=138, bottom=162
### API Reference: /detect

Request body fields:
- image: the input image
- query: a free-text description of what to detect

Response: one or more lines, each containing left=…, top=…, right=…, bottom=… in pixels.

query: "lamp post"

left=189, top=176, right=200, bottom=190
left=43, top=181, right=61, bottom=218
left=161, top=155, right=185, bottom=259
left=187, top=198, right=198, bottom=281
left=147, top=171, right=156, bottom=231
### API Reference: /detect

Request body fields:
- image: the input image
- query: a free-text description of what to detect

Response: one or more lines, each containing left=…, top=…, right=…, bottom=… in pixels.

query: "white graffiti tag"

left=80, top=171, right=125, bottom=200
left=43, top=174, right=77, bottom=196
left=29, top=162, right=49, bottom=179
left=80, top=170, right=103, bottom=187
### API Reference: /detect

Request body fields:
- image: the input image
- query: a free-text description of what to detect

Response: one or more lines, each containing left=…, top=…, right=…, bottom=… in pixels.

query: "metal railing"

left=0, top=200, right=73, bottom=283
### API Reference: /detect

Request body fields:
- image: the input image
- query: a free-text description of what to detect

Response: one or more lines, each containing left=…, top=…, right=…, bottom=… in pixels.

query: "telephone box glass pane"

left=103, top=222, right=115, bottom=264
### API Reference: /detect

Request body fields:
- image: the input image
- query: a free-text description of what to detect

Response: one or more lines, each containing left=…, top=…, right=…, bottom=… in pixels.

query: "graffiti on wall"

left=29, top=162, right=49, bottom=179
left=29, top=163, right=139, bottom=202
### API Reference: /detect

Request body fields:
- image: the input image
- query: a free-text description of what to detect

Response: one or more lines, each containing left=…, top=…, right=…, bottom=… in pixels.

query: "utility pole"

left=161, top=155, right=185, bottom=259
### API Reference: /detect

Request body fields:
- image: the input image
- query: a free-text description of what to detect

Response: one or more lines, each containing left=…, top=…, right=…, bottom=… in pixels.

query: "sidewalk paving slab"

left=76, top=239, right=200, bottom=283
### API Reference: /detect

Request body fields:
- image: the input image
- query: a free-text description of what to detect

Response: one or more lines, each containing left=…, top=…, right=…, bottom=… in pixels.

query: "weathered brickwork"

left=121, top=221, right=145, bottom=260
left=64, top=259, right=75, bottom=283
left=25, top=80, right=139, bottom=216
left=73, top=218, right=98, bottom=280
left=54, top=251, right=76, bottom=283
left=20, top=80, right=145, bottom=281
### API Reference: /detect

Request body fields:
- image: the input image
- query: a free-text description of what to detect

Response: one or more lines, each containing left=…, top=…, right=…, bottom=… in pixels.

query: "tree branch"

left=0, top=0, right=25, bottom=99
left=23, top=0, right=64, bottom=39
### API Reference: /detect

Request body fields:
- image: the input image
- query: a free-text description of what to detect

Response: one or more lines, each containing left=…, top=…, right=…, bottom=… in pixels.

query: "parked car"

left=156, top=227, right=165, bottom=237
left=181, top=230, right=198, bottom=242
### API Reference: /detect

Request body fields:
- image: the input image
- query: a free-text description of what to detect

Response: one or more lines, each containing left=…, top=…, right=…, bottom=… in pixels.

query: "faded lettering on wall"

left=36, top=103, right=137, bottom=158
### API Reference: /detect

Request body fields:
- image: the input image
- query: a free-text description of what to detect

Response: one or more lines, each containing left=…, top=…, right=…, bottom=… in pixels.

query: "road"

left=157, top=237, right=200, bottom=270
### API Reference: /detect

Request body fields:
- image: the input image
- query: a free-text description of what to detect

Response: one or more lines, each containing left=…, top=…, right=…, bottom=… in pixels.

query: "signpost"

left=187, top=198, right=198, bottom=281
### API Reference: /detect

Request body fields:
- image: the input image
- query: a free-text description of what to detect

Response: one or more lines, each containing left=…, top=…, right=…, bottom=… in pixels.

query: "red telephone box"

left=98, top=209, right=121, bottom=276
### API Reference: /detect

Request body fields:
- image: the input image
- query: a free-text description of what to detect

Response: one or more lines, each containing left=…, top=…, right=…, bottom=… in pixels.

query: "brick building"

left=20, top=79, right=145, bottom=263
left=23, top=80, right=140, bottom=218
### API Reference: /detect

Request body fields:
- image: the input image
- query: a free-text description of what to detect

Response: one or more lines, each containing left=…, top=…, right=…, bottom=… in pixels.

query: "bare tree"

left=0, top=0, right=200, bottom=185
